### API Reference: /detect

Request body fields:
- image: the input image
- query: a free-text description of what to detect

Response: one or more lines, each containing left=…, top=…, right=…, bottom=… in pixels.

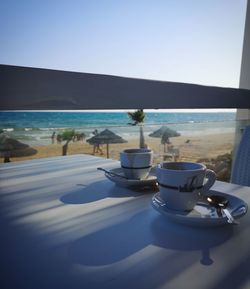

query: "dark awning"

left=1, top=64, right=250, bottom=110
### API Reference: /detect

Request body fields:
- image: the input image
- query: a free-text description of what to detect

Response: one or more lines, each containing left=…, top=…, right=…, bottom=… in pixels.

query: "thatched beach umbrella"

left=149, top=126, right=180, bottom=152
left=87, top=129, right=127, bottom=158
left=0, top=134, right=37, bottom=163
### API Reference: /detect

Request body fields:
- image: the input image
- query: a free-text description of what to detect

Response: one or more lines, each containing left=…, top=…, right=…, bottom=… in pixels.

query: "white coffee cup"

left=156, top=162, right=216, bottom=211
left=120, top=148, right=153, bottom=180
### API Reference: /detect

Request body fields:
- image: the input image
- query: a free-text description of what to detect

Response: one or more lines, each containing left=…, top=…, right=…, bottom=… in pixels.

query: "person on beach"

left=92, top=129, right=103, bottom=155
left=51, top=131, right=56, bottom=144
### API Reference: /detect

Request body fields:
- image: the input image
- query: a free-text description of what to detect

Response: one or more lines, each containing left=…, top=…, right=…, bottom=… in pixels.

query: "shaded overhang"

left=0, top=64, right=250, bottom=110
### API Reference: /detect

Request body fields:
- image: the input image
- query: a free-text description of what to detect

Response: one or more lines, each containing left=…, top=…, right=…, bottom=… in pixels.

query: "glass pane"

left=1, top=110, right=247, bottom=183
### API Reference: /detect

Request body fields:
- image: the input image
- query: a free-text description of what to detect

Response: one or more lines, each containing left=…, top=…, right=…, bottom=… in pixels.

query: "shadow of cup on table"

left=69, top=210, right=152, bottom=266
left=60, top=180, right=143, bottom=204
left=150, top=215, right=234, bottom=265
left=69, top=209, right=233, bottom=268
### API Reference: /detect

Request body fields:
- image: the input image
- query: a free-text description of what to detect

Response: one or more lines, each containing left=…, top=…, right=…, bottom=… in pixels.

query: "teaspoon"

left=206, top=195, right=238, bottom=224
left=97, top=167, right=128, bottom=179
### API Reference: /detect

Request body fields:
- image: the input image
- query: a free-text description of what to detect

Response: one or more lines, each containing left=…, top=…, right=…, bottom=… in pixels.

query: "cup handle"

left=200, top=169, right=216, bottom=195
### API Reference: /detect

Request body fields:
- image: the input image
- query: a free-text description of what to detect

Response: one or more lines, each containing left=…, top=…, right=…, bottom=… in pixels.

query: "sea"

left=0, top=111, right=236, bottom=146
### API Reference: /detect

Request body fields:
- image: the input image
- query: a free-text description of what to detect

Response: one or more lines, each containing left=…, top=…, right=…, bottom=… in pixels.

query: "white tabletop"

left=0, top=155, right=250, bottom=289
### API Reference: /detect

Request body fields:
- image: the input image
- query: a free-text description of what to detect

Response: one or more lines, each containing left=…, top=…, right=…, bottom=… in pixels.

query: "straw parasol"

left=149, top=126, right=180, bottom=138
left=0, top=134, right=37, bottom=163
left=87, top=129, right=127, bottom=158
left=149, top=126, right=180, bottom=152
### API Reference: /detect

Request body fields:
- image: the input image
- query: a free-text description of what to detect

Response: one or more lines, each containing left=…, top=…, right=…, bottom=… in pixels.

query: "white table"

left=0, top=155, right=250, bottom=289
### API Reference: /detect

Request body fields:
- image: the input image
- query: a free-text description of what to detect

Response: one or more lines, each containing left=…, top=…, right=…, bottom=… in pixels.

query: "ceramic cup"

left=120, top=148, right=153, bottom=180
left=156, top=162, right=216, bottom=211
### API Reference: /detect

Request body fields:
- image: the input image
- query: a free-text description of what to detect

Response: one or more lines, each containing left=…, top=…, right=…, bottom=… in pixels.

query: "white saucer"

left=104, top=167, right=157, bottom=188
left=152, top=191, right=248, bottom=227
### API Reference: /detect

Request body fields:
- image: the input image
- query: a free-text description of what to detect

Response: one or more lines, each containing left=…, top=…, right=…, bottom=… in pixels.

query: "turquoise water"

left=0, top=111, right=235, bottom=129
left=0, top=111, right=236, bottom=145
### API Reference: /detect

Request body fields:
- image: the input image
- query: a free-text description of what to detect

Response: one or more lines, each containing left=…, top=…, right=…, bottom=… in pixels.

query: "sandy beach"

left=4, top=132, right=235, bottom=164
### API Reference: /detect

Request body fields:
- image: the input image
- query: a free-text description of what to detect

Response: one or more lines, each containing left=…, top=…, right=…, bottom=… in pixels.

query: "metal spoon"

left=97, top=167, right=128, bottom=179
left=206, top=195, right=238, bottom=224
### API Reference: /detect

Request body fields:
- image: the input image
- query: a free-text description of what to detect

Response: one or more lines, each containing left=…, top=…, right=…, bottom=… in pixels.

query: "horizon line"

left=0, top=109, right=237, bottom=113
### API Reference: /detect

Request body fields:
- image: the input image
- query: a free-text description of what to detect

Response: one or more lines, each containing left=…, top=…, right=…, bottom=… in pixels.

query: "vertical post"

left=233, top=1, right=250, bottom=175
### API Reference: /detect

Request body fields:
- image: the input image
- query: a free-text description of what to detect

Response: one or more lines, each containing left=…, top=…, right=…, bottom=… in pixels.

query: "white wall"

left=237, top=1, right=250, bottom=120
left=234, top=1, right=250, bottom=167
left=240, top=1, right=250, bottom=90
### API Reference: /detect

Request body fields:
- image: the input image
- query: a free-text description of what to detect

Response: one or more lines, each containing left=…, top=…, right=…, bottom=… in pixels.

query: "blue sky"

left=0, top=0, right=247, bottom=88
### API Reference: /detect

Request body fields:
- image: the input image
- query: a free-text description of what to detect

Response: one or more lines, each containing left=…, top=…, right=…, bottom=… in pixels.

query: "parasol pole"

left=107, top=142, right=109, bottom=158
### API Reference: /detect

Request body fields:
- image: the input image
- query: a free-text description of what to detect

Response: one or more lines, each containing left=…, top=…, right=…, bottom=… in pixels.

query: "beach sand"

left=4, top=132, right=235, bottom=164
